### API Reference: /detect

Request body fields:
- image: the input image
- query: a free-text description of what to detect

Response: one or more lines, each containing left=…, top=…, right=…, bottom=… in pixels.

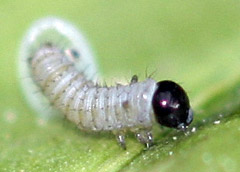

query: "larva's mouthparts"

left=152, top=80, right=193, bottom=130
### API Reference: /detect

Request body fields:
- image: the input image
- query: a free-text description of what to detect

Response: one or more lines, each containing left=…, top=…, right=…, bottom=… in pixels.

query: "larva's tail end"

left=18, top=17, right=100, bottom=118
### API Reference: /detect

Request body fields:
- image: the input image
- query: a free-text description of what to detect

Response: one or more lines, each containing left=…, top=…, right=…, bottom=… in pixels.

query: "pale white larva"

left=19, top=17, right=193, bottom=149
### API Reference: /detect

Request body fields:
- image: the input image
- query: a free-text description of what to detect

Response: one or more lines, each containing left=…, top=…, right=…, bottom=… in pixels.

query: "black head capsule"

left=152, top=80, right=193, bottom=130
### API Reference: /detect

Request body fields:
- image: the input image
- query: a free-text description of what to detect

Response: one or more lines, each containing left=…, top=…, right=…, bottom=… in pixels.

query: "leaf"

left=1, top=0, right=240, bottom=171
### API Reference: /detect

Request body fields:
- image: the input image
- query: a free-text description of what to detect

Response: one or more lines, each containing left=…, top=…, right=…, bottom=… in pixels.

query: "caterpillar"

left=19, top=17, right=193, bottom=149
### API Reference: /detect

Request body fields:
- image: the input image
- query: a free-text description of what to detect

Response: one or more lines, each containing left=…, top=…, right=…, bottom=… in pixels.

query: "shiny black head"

left=152, top=80, right=193, bottom=129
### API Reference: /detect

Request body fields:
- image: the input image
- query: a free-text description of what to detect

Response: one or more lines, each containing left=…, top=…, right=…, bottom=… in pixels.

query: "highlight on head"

left=152, top=80, right=193, bottom=129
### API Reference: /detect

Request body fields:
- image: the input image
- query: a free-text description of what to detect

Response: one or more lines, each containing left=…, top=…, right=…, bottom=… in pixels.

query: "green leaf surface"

left=1, top=0, right=240, bottom=171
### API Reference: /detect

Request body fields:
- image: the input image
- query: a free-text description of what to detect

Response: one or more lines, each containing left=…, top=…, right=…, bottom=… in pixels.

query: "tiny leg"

left=116, top=133, right=126, bottom=150
left=130, top=75, right=138, bottom=84
left=135, top=130, right=154, bottom=148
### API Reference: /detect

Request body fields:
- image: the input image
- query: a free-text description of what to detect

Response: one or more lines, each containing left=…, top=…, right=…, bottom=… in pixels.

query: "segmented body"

left=20, top=17, right=159, bottom=148
left=31, top=45, right=157, bottom=131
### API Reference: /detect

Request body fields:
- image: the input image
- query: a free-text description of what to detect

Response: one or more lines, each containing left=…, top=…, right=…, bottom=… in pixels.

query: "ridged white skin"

left=31, top=45, right=157, bottom=131
left=19, top=17, right=98, bottom=118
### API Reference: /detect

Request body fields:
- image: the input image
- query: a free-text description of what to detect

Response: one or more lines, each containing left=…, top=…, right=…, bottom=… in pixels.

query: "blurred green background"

left=1, top=0, right=240, bottom=171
